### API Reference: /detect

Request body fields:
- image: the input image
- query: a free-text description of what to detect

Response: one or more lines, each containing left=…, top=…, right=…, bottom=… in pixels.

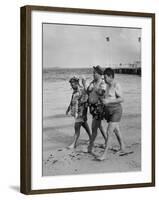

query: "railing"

left=114, top=67, right=141, bottom=75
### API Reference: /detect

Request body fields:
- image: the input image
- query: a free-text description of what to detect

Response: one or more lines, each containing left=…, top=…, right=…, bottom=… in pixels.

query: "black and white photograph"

left=42, top=23, right=141, bottom=176
left=20, top=6, right=155, bottom=194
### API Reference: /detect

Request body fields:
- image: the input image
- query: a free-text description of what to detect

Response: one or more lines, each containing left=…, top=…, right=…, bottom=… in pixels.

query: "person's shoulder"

left=73, top=89, right=80, bottom=97
left=114, top=81, right=120, bottom=87
left=100, top=79, right=106, bottom=89
left=78, top=86, right=86, bottom=96
left=79, top=86, right=84, bottom=92
left=114, top=81, right=122, bottom=91
left=80, top=87, right=88, bottom=96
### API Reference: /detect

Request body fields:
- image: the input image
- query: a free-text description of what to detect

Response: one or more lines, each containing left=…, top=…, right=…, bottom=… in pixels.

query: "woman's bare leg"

left=88, top=118, right=101, bottom=153
left=68, top=122, right=81, bottom=149
left=99, top=122, right=107, bottom=146
left=82, top=121, right=92, bottom=141
left=97, top=122, right=115, bottom=160
left=114, top=124, right=125, bottom=152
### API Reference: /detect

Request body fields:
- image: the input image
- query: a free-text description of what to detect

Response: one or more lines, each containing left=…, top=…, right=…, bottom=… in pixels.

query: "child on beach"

left=66, top=76, right=91, bottom=149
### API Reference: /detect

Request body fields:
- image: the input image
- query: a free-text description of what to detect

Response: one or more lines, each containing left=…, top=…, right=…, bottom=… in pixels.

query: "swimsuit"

left=70, top=87, right=88, bottom=123
left=103, top=82, right=123, bottom=122
left=88, top=79, right=106, bottom=120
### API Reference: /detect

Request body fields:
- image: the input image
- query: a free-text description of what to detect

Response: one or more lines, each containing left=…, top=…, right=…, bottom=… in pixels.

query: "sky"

left=43, top=23, right=141, bottom=68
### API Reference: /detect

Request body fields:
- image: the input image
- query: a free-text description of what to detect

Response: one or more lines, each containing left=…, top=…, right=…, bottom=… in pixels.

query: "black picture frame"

left=20, top=5, right=155, bottom=195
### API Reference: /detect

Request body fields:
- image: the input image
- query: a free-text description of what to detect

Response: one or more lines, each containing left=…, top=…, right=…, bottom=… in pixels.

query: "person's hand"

left=101, top=99, right=111, bottom=105
left=75, top=113, right=78, bottom=119
left=82, top=77, right=86, bottom=89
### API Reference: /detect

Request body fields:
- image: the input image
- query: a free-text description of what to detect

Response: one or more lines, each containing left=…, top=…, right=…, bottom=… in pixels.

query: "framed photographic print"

left=20, top=5, right=155, bottom=194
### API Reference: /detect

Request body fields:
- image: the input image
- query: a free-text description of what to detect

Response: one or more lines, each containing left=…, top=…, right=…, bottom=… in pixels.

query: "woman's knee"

left=74, top=122, right=81, bottom=131
left=107, top=123, right=116, bottom=134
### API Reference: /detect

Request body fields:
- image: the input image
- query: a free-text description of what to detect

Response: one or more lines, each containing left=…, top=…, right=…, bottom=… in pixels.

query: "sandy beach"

left=42, top=69, right=141, bottom=176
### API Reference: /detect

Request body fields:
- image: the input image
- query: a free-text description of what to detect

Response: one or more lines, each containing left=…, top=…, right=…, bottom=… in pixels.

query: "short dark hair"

left=104, top=68, right=115, bottom=78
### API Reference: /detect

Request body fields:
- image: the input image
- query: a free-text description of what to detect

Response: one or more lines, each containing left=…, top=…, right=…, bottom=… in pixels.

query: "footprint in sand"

left=128, top=160, right=140, bottom=169
left=131, top=142, right=141, bottom=146
left=119, top=151, right=134, bottom=156
left=52, top=160, right=58, bottom=164
left=58, top=149, right=63, bottom=151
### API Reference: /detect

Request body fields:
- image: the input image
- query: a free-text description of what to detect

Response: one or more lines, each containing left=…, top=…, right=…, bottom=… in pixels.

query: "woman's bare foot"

left=67, top=144, right=76, bottom=149
left=116, top=147, right=126, bottom=154
left=96, top=154, right=108, bottom=161
left=117, top=149, right=134, bottom=156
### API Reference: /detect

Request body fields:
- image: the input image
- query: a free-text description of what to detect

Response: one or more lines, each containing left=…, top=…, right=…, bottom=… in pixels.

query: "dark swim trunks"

left=89, top=103, right=105, bottom=120
left=104, top=104, right=122, bottom=122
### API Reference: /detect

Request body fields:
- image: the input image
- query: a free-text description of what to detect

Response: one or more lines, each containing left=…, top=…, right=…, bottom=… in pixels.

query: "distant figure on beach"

left=97, top=68, right=125, bottom=161
left=66, top=76, right=91, bottom=149
left=82, top=66, right=107, bottom=153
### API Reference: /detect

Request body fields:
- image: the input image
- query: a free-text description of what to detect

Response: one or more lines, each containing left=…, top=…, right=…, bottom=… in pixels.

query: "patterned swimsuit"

left=70, top=87, right=88, bottom=123
left=88, top=79, right=106, bottom=120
